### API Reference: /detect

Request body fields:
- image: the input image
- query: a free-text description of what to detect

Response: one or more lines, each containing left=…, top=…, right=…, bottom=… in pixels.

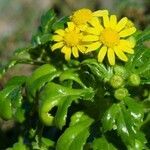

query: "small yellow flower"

left=51, top=22, right=86, bottom=61
left=70, top=8, right=108, bottom=30
left=83, top=15, right=136, bottom=65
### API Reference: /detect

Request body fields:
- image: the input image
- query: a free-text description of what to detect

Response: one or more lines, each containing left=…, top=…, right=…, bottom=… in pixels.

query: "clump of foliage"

left=0, top=9, right=150, bottom=150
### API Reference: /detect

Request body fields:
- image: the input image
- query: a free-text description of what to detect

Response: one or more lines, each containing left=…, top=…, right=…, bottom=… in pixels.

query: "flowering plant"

left=0, top=9, right=150, bottom=150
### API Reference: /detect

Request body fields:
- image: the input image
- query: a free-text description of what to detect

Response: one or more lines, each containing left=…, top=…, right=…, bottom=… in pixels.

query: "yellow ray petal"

left=61, top=46, right=67, bottom=53
left=116, top=17, right=127, bottom=32
left=122, top=48, right=134, bottom=54
left=127, top=36, right=136, bottom=48
left=103, top=15, right=110, bottom=28
left=119, top=39, right=134, bottom=49
left=86, top=42, right=101, bottom=53
left=98, top=46, right=107, bottom=62
left=79, top=24, right=88, bottom=31
left=52, top=35, right=63, bottom=41
left=119, top=27, right=136, bottom=37
left=85, top=27, right=100, bottom=35
left=67, top=22, right=75, bottom=31
left=77, top=45, right=86, bottom=53
left=107, top=48, right=115, bottom=65
left=110, top=15, right=117, bottom=29
left=82, top=35, right=99, bottom=42
left=72, top=46, right=79, bottom=58
left=65, top=52, right=71, bottom=61
left=65, top=28, right=69, bottom=32
left=51, top=42, right=64, bottom=51
left=93, top=10, right=109, bottom=17
left=114, top=47, right=128, bottom=61
left=61, top=46, right=71, bottom=61
left=123, top=48, right=134, bottom=54
left=88, top=17, right=103, bottom=32
left=55, top=29, right=65, bottom=36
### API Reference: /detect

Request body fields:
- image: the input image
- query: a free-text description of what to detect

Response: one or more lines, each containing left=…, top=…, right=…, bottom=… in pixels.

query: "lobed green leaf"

left=92, top=137, right=117, bottom=150
left=56, top=112, right=93, bottom=150
left=102, top=97, right=146, bottom=149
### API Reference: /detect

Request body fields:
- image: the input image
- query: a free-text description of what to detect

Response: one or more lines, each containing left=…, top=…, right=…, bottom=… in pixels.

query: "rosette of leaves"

left=0, top=9, right=150, bottom=150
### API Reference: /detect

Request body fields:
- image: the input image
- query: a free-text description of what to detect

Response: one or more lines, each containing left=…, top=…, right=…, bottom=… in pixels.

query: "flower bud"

left=114, top=65, right=127, bottom=79
left=128, top=74, right=140, bottom=86
left=110, top=75, right=124, bottom=89
left=114, top=88, right=129, bottom=101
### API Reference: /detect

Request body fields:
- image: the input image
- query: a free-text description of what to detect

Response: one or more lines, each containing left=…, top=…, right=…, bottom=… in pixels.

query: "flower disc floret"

left=71, top=9, right=93, bottom=26
left=64, top=31, right=80, bottom=47
left=83, top=13, right=136, bottom=65
left=100, top=28, right=120, bottom=48
left=51, top=22, right=86, bottom=61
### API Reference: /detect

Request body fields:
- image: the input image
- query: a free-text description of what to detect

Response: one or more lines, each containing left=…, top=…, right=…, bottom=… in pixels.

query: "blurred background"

left=0, top=0, right=150, bottom=84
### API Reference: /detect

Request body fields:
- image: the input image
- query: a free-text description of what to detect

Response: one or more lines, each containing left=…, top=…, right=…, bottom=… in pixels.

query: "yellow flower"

left=70, top=8, right=108, bottom=30
left=83, top=15, right=136, bottom=65
left=51, top=22, right=86, bottom=61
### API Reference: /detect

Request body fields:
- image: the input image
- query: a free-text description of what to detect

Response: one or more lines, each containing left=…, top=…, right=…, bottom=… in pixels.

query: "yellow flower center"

left=100, top=28, right=120, bottom=48
left=64, top=31, right=81, bottom=47
left=71, top=8, right=93, bottom=26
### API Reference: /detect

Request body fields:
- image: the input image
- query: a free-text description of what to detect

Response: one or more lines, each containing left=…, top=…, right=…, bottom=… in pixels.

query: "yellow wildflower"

left=70, top=8, right=108, bottom=30
left=51, top=22, right=86, bottom=61
left=83, top=15, right=136, bottom=65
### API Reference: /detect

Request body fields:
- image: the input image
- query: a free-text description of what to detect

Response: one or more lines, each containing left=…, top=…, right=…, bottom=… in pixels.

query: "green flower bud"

left=114, top=65, right=127, bottom=79
left=114, top=88, right=129, bottom=101
left=110, top=75, right=124, bottom=89
left=128, top=74, right=140, bottom=86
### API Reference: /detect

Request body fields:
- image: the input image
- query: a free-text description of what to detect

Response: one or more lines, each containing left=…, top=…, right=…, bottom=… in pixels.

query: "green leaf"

left=0, top=97, right=12, bottom=119
left=33, top=33, right=53, bottom=45
left=31, top=9, right=56, bottom=46
left=5, top=76, right=27, bottom=87
left=0, top=84, right=25, bottom=122
left=32, top=32, right=53, bottom=45
left=92, top=137, right=117, bottom=150
left=14, top=108, right=25, bottom=123
left=102, top=97, right=146, bottom=149
left=126, top=46, right=150, bottom=73
left=0, top=60, right=18, bottom=78
left=28, top=71, right=61, bottom=100
left=39, top=82, right=94, bottom=128
left=41, top=137, right=55, bottom=148
left=135, top=27, right=150, bottom=44
left=32, top=136, right=54, bottom=150
left=28, top=64, right=56, bottom=81
left=81, top=59, right=113, bottom=81
left=6, top=138, right=27, bottom=150
left=40, top=9, right=56, bottom=33
left=26, top=64, right=59, bottom=102
left=0, top=58, right=44, bottom=78
left=52, top=16, right=69, bottom=30
left=14, top=45, right=34, bottom=56
left=54, top=97, right=73, bottom=129
left=0, top=85, right=18, bottom=120
left=125, top=44, right=150, bottom=83
left=0, top=42, right=47, bottom=78
left=59, top=70, right=86, bottom=88
left=56, top=112, right=93, bottom=150
left=102, top=104, right=119, bottom=132
left=124, top=97, right=144, bottom=126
